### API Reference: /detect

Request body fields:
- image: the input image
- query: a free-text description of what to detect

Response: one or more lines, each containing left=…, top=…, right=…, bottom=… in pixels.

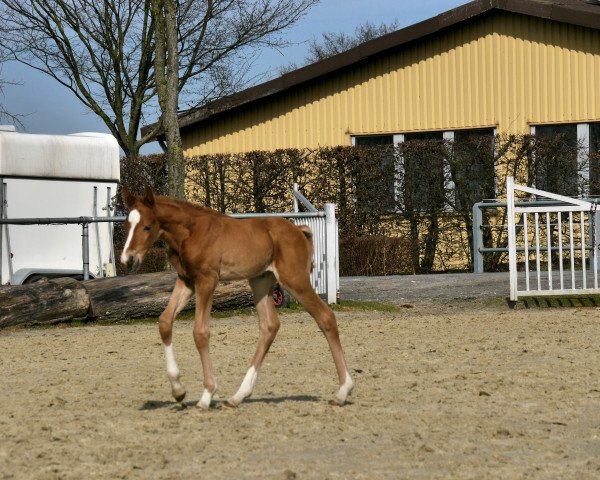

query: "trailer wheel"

left=23, top=274, right=46, bottom=284
left=23, top=273, right=85, bottom=284
left=272, top=285, right=291, bottom=309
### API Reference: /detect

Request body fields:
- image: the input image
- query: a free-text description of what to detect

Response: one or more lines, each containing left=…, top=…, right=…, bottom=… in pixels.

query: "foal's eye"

left=143, top=225, right=152, bottom=231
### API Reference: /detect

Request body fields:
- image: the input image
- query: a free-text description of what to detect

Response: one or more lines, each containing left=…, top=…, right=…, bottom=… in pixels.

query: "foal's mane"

left=154, top=195, right=218, bottom=218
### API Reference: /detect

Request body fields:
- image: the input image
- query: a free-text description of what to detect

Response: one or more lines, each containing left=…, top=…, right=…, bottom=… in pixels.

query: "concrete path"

left=339, top=272, right=510, bottom=306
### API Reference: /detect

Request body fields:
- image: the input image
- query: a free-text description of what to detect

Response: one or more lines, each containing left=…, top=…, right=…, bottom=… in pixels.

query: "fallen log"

left=85, top=272, right=254, bottom=321
left=0, top=277, right=90, bottom=329
left=0, top=273, right=255, bottom=329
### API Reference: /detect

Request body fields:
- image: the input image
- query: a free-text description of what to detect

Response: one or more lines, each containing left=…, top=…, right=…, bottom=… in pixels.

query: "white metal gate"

left=232, top=208, right=338, bottom=304
left=507, top=176, right=600, bottom=302
left=231, top=184, right=339, bottom=304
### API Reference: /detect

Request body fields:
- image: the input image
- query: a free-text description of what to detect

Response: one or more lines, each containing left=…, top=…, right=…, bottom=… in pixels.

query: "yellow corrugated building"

left=140, top=0, right=600, bottom=273
left=175, top=0, right=600, bottom=156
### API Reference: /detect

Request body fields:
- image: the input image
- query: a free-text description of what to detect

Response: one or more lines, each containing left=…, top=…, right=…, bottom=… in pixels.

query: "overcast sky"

left=1, top=0, right=467, bottom=153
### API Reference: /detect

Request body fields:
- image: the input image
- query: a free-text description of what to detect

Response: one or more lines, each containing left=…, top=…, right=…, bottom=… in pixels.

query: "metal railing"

left=0, top=216, right=124, bottom=281
left=292, top=183, right=338, bottom=303
left=0, top=187, right=339, bottom=303
left=473, top=196, right=600, bottom=274
left=505, top=177, right=600, bottom=301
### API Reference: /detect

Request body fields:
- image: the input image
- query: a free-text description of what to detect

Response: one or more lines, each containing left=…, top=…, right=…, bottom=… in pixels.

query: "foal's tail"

left=297, top=224, right=313, bottom=240
left=297, top=225, right=314, bottom=273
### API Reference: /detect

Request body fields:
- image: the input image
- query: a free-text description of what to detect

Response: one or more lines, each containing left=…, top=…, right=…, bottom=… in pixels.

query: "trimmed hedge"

left=119, top=134, right=590, bottom=275
left=340, top=236, right=414, bottom=276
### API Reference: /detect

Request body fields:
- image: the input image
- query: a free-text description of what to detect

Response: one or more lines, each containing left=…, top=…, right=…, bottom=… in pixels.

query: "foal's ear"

left=143, top=185, right=156, bottom=207
left=121, top=186, right=136, bottom=209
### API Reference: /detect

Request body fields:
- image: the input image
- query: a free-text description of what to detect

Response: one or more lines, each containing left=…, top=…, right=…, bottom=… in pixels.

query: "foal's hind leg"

left=159, top=277, right=194, bottom=403
left=281, top=277, right=353, bottom=405
left=227, top=273, right=280, bottom=407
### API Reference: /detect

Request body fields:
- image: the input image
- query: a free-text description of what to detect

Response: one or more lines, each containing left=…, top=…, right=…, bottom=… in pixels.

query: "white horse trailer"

left=0, top=128, right=120, bottom=284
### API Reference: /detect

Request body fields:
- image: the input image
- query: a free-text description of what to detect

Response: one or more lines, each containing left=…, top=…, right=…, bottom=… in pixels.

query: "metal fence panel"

left=507, top=176, right=600, bottom=302
left=0, top=207, right=339, bottom=303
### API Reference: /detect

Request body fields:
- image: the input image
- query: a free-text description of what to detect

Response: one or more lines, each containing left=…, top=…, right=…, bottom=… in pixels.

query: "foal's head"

left=120, top=186, right=161, bottom=272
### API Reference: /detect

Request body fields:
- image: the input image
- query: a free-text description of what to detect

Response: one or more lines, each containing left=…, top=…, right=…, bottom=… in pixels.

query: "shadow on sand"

left=140, top=394, right=323, bottom=411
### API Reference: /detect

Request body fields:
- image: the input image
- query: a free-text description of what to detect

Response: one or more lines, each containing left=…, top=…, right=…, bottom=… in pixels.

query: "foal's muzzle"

left=127, top=256, right=140, bottom=273
left=121, top=252, right=141, bottom=274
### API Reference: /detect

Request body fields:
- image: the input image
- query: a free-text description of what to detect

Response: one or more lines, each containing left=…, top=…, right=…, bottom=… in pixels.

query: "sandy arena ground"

left=2, top=298, right=600, bottom=479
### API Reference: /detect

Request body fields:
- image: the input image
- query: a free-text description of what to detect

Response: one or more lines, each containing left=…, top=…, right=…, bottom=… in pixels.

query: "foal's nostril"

left=126, top=256, right=135, bottom=269
left=120, top=250, right=130, bottom=265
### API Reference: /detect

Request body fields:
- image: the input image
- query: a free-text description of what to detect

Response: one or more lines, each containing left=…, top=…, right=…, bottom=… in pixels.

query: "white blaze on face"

left=120, top=209, right=141, bottom=263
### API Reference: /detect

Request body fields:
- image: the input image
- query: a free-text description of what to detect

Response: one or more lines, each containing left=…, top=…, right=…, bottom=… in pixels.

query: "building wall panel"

left=183, top=12, right=600, bottom=156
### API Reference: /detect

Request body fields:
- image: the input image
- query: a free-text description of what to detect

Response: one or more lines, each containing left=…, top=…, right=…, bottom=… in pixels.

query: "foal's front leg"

left=193, top=274, right=219, bottom=409
left=159, top=277, right=194, bottom=403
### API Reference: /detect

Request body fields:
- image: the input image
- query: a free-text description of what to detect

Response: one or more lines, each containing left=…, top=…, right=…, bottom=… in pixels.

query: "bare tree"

left=280, top=20, right=400, bottom=74
left=308, top=20, right=400, bottom=61
left=153, top=0, right=320, bottom=197
left=0, top=19, right=22, bottom=127
left=0, top=66, right=23, bottom=127
left=0, top=0, right=319, bottom=189
left=151, top=0, right=184, bottom=197
left=0, top=0, right=156, bottom=157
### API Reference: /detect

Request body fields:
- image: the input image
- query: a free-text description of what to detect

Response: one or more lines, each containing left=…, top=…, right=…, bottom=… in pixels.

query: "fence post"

left=506, top=177, right=518, bottom=302
left=293, top=183, right=299, bottom=213
left=2, top=182, right=13, bottom=282
left=325, top=203, right=337, bottom=304
left=107, top=186, right=117, bottom=275
left=595, top=210, right=600, bottom=272
left=472, top=202, right=484, bottom=273
left=0, top=181, right=3, bottom=284
left=93, top=186, right=104, bottom=278
left=82, top=222, right=90, bottom=281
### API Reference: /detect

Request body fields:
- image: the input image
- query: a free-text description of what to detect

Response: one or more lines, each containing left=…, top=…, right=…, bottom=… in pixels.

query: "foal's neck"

left=154, top=197, right=209, bottom=251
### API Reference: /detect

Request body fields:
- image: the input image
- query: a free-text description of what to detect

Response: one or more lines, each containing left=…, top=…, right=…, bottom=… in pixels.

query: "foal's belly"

left=214, top=218, right=277, bottom=281
left=218, top=265, right=270, bottom=281
left=217, top=243, right=274, bottom=281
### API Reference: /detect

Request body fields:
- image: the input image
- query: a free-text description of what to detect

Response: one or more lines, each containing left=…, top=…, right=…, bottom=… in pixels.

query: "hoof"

left=196, top=388, right=214, bottom=409
left=332, top=373, right=354, bottom=406
left=173, top=390, right=186, bottom=403
left=224, top=398, right=239, bottom=409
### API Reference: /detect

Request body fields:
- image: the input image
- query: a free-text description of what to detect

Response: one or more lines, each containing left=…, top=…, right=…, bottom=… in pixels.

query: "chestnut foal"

left=120, top=186, right=353, bottom=408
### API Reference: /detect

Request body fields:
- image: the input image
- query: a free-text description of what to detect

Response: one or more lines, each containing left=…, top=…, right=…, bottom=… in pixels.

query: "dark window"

left=353, top=135, right=396, bottom=211
left=533, top=124, right=578, bottom=196
left=354, top=135, right=393, bottom=146
left=404, top=132, right=444, bottom=141
left=451, top=128, right=496, bottom=209
left=591, top=123, right=600, bottom=154
left=402, top=132, right=446, bottom=212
